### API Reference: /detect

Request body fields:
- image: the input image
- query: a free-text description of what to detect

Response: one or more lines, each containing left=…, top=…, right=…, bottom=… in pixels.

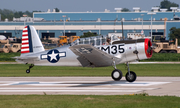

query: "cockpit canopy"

left=71, top=35, right=121, bottom=46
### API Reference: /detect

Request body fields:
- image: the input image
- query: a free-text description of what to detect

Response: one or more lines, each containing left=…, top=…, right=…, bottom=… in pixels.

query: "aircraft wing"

left=69, top=44, right=116, bottom=67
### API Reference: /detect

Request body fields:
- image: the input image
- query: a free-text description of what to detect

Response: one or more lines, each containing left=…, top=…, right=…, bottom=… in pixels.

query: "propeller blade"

left=147, top=47, right=152, bottom=53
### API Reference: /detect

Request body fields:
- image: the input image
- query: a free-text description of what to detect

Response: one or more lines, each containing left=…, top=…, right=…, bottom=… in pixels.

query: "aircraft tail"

left=21, top=25, right=44, bottom=55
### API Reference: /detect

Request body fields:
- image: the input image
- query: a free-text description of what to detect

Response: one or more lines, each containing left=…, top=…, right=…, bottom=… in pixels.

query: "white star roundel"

left=41, top=49, right=66, bottom=63
left=47, top=49, right=60, bottom=63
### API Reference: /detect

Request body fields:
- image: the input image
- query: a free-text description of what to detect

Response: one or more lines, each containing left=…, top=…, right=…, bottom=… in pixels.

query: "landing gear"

left=111, top=69, right=123, bottom=81
left=26, top=64, right=34, bottom=74
left=111, top=61, right=137, bottom=82
left=26, top=69, right=30, bottom=74
left=125, top=71, right=136, bottom=82
left=125, top=63, right=137, bottom=82
left=111, top=58, right=123, bottom=81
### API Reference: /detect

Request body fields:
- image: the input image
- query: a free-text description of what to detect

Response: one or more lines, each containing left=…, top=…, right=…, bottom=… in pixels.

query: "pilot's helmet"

left=113, top=35, right=118, bottom=40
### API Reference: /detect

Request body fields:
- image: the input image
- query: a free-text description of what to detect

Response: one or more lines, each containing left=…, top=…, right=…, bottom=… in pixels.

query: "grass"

left=0, top=64, right=180, bottom=77
left=0, top=95, right=179, bottom=108
left=141, top=53, right=180, bottom=62
left=0, top=52, right=20, bottom=61
left=0, top=59, right=180, bottom=108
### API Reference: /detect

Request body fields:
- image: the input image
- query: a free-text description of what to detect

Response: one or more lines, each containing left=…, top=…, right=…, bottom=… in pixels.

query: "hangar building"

left=0, top=7, right=180, bottom=40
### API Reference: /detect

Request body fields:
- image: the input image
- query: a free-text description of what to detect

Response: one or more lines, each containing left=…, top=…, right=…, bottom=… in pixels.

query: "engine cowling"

left=136, top=38, right=153, bottom=60
left=112, top=38, right=153, bottom=62
left=144, top=38, right=153, bottom=58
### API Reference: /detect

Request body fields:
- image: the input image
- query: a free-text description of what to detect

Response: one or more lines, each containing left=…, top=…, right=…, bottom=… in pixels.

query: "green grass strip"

left=0, top=64, right=180, bottom=77
left=0, top=95, right=179, bottom=108
left=0, top=52, right=20, bottom=62
left=141, top=53, right=180, bottom=61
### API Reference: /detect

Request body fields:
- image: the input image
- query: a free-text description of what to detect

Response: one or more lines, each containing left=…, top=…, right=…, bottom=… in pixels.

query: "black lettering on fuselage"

left=118, top=45, right=125, bottom=53
left=101, top=46, right=110, bottom=54
left=100, top=44, right=125, bottom=55
left=111, top=46, right=117, bottom=54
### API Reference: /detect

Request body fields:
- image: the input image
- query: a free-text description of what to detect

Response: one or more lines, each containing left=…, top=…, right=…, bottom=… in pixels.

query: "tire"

left=111, top=69, right=123, bottom=81
left=160, top=50, right=167, bottom=53
left=26, top=69, right=30, bottom=74
left=169, top=50, right=176, bottom=53
left=125, top=71, right=137, bottom=82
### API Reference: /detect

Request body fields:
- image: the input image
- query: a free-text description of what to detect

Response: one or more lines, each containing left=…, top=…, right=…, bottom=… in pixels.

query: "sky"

left=0, top=0, right=180, bottom=12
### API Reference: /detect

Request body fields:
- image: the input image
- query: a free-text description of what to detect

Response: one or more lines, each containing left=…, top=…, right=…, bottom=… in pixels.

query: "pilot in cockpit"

left=106, top=37, right=111, bottom=45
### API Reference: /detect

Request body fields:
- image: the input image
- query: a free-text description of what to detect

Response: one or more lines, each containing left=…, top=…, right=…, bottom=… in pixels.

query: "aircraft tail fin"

left=21, top=25, right=44, bottom=55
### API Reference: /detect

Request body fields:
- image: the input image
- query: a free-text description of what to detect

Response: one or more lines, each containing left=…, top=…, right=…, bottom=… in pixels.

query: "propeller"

left=147, top=46, right=152, bottom=54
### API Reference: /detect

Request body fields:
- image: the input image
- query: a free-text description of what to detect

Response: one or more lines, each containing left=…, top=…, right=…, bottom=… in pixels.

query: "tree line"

left=0, top=9, right=42, bottom=21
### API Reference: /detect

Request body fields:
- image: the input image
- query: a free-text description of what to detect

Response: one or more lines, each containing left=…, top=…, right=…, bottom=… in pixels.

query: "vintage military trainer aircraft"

left=13, top=25, right=153, bottom=82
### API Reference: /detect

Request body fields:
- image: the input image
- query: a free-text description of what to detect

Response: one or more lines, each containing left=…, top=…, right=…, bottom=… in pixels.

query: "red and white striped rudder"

left=20, top=25, right=44, bottom=55
left=21, top=26, right=30, bottom=53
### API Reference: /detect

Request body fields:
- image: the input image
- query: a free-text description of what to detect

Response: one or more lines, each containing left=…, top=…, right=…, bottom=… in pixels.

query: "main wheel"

left=26, top=69, right=30, bottom=74
left=125, top=71, right=136, bottom=82
left=111, top=69, right=123, bottom=81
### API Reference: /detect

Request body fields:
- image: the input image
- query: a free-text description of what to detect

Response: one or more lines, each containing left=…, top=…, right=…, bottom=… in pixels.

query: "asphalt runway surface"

left=0, top=77, right=180, bottom=96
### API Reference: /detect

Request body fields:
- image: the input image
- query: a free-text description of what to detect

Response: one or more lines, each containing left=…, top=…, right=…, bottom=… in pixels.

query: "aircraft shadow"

left=66, top=80, right=131, bottom=87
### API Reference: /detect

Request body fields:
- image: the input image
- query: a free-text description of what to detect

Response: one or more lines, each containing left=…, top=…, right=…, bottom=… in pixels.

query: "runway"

left=0, top=77, right=180, bottom=96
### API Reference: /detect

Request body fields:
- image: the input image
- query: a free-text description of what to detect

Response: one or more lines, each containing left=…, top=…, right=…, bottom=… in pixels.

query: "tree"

left=160, top=0, right=179, bottom=11
left=24, top=11, right=33, bottom=17
left=121, top=8, right=130, bottom=12
left=54, top=8, right=59, bottom=12
left=0, top=9, right=33, bottom=21
left=169, top=27, right=180, bottom=45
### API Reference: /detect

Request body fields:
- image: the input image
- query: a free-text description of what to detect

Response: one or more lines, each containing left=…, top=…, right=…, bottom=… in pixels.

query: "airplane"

left=13, top=25, right=153, bottom=82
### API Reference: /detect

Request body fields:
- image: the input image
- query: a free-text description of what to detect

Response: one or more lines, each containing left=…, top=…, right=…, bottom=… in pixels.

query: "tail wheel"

left=111, top=69, right=123, bottom=81
left=125, top=71, right=136, bottom=82
left=26, top=69, right=30, bottom=74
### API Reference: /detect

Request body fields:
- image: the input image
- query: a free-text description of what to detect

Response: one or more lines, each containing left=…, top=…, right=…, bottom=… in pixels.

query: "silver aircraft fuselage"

left=17, top=40, right=149, bottom=67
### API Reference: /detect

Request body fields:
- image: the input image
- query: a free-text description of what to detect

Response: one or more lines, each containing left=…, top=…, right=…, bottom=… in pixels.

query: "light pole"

left=141, top=14, right=144, bottom=35
left=62, top=15, right=66, bottom=36
left=97, top=18, right=101, bottom=35
left=147, top=12, right=156, bottom=42
left=23, top=14, right=28, bottom=26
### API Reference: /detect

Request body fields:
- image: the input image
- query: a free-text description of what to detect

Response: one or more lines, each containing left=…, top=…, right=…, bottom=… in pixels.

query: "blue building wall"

left=34, top=12, right=180, bottom=21
left=0, top=20, right=165, bottom=38
left=0, top=21, right=164, bottom=25
left=0, top=29, right=164, bottom=39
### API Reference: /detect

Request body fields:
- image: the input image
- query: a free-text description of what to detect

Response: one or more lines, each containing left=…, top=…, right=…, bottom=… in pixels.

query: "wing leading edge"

left=69, top=44, right=117, bottom=67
